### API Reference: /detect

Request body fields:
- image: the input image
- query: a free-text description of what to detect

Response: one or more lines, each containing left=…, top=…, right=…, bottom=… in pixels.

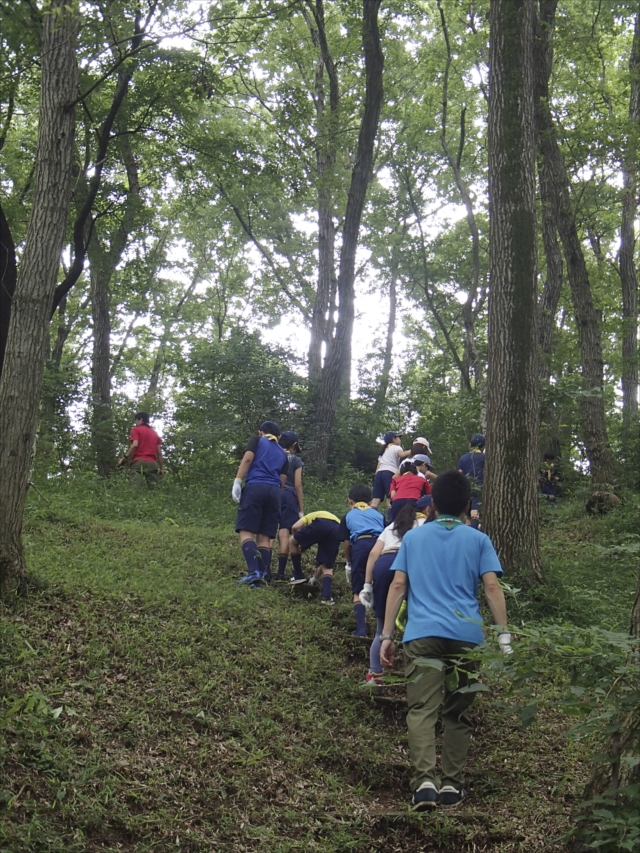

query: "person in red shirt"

left=388, top=462, right=430, bottom=522
left=117, top=412, right=163, bottom=488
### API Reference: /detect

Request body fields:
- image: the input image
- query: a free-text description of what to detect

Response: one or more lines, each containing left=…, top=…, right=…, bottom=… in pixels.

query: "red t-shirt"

left=130, top=424, right=161, bottom=462
left=390, top=473, right=430, bottom=501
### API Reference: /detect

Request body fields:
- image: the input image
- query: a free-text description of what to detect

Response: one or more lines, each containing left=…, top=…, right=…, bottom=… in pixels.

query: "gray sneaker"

left=320, top=597, right=335, bottom=606
left=289, top=577, right=306, bottom=585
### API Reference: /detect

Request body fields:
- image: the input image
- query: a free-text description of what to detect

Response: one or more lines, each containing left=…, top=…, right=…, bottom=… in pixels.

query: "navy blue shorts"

left=372, top=469, right=394, bottom=501
left=294, top=519, right=340, bottom=568
left=350, top=536, right=378, bottom=595
left=372, top=551, right=399, bottom=619
left=279, top=489, right=300, bottom=530
left=236, top=482, right=282, bottom=538
left=388, top=497, right=417, bottom=522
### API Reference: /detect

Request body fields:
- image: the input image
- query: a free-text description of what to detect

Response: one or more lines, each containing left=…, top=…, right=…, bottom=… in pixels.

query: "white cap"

left=414, top=437, right=432, bottom=452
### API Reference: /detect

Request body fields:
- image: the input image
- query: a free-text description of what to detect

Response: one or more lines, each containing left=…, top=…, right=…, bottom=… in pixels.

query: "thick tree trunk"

left=533, top=0, right=616, bottom=487
left=619, top=10, right=640, bottom=462
left=307, top=0, right=383, bottom=473
left=0, top=0, right=77, bottom=592
left=0, top=202, right=17, bottom=380
left=483, top=0, right=544, bottom=588
left=373, top=257, right=397, bottom=412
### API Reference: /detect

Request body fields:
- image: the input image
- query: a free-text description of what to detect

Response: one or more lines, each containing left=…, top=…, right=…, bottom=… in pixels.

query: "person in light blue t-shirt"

left=379, top=470, right=512, bottom=813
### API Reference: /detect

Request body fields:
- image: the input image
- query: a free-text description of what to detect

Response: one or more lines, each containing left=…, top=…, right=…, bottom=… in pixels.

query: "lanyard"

left=435, top=515, right=463, bottom=529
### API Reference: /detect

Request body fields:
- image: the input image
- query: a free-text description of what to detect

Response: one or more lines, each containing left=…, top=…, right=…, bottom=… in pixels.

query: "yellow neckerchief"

left=471, top=446, right=484, bottom=454
left=543, top=462, right=553, bottom=481
left=353, top=502, right=370, bottom=510
left=415, top=512, right=426, bottom=519
left=263, top=434, right=278, bottom=442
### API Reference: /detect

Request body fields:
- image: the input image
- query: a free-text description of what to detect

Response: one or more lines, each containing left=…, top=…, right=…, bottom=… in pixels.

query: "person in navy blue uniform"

left=539, top=451, right=561, bottom=503
left=232, top=421, right=288, bottom=585
left=457, top=434, right=485, bottom=528
left=338, top=484, right=385, bottom=636
left=275, top=431, right=304, bottom=581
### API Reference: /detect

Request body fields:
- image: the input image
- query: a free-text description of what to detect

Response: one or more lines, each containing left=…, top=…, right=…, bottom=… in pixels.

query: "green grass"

left=0, top=477, right=637, bottom=852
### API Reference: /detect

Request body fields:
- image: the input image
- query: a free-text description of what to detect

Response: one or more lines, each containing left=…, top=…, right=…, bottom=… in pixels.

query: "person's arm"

left=365, top=538, right=384, bottom=584
left=343, top=540, right=352, bottom=562
left=156, top=445, right=164, bottom=474
left=118, top=439, right=138, bottom=467
left=235, top=451, right=254, bottom=482
left=291, top=514, right=306, bottom=533
left=398, top=448, right=412, bottom=459
left=280, top=473, right=287, bottom=489
left=482, top=571, right=508, bottom=629
left=380, top=571, right=408, bottom=668
left=294, top=466, right=303, bottom=514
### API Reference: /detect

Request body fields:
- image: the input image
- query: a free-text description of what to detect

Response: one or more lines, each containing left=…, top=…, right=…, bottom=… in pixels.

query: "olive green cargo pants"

left=403, top=637, right=479, bottom=791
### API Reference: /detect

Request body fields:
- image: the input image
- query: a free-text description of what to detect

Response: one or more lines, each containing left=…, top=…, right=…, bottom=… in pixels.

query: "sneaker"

left=365, top=671, right=384, bottom=686
left=263, top=573, right=272, bottom=584
left=240, top=570, right=265, bottom=584
left=320, top=597, right=335, bottom=606
left=351, top=629, right=369, bottom=639
left=289, top=577, right=306, bottom=585
left=308, top=575, right=320, bottom=587
left=274, top=575, right=287, bottom=583
left=411, top=781, right=438, bottom=811
left=438, top=786, right=466, bottom=807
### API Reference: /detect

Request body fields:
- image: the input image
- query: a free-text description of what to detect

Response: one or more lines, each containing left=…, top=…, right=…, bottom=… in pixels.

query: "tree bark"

left=483, top=0, right=544, bottom=588
left=533, top=0, right=616, bottom=487
left=0, top=0, right=77, bottom=592
left=619, top=9, right=640, bottom=462
left=307, top=0, right=383, bottom=473
left=373, top=254, right=397, bottom=412
left=0, top=201, right=17, bottom=380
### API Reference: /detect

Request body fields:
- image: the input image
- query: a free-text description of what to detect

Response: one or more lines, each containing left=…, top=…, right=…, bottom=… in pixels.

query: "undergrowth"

left=0, top=476, right=637, bottom=852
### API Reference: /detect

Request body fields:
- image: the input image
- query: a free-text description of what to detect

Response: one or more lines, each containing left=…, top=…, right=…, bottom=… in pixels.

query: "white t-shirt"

left=377, top=517, right=426, bottom=551
left=378, top=444, right=404, bottom=474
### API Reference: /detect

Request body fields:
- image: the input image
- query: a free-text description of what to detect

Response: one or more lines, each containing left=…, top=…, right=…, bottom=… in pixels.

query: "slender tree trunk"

left=619, top=10, right=640, bottom=463
left=0, top=0, right=77, bottom=592
left=373, top=257, right=397, bottom=412
left=0, top=202, right=17, bottom=380
left=484, top=0, right=544, bottom=587
left=89, top=253, right=115, bottom=478
left=533, top=0, right=616, bottom=487
left=308, top=0, right=383, bottom=473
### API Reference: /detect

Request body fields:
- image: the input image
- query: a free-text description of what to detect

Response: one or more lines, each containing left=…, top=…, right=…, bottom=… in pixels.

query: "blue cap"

left=416, top=495, right=433, bottom=510
left=470, top=434, right=485, bottom=448
left=383, top=431, right=400, bottom=444
left=279, top=430, right=300, bottom=450
left=259, top=421, right=280, bottom=436
left=413, top=453, right=431, bottom=466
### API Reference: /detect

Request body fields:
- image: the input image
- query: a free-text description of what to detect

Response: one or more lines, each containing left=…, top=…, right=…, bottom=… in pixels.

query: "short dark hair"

left=431, top=470, right=470, bottom=516
left=135, top=411, right=150, bottom=425
left=259, top=420, right=281, bottom=437
left=349, top=483, right=372, bottom=503
left=399, top=461, right=418, bottom=475
left=543, top=451, right=556, bottom=461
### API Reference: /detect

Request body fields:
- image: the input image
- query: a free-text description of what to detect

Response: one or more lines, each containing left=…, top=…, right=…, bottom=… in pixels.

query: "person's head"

left=279, top=430, right=300, bottom=452
left=392, top=502, right=418, bottom=540
left=399, top=461, right=418, bottom=475
left=470, top=433, right=485, bottom=449
left=413, top=453, right=431, bottom=471
left=431, top=470, right=471, bottom=517
left=348, top=483, right=372, bottom=505
left=543, top=451, right=556, bottom=462
left=259, top=420, right=281, bottom=437
left=412, top=436, right=432, bottom=455
left=383, top=431, right=401, bottom=446
left=135, top=411, right=150, bottom=425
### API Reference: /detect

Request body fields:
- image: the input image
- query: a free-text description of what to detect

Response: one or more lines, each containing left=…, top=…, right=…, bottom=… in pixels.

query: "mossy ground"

left=0, top=476, right=636, bottom=852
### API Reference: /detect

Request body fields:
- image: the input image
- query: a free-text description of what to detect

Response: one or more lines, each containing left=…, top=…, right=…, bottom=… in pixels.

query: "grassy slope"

left=0, top=477, right=637, bottom=853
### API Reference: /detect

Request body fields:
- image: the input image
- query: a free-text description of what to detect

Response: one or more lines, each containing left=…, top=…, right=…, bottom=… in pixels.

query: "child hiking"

left=370, top=432, right=411, bottom=510
left=275, top=431, right=304, bottom=581
left=288, top=510, right=341, bottom=603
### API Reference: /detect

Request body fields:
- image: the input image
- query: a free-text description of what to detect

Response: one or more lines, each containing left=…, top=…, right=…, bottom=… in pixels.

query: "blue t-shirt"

left=338, top=506, right=385, bottom=542
left=245, top=436, right=288, bottom=487
left=458, top=449, right=485, bottom=487
left=392, top=521, right=503, bottom=645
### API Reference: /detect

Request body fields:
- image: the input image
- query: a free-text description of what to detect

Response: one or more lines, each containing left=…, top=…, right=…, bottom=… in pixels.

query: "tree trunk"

left=483, top=0, right=544, bottom=588
left=0, top=0, right=77, bottom=592
left=533, top=0, right=616, bottom=487
left=89, top=253, right=115, bottom=478
left=0, top=201, right=17, bottom=381
left=619, top=10, right=640, bottom=465
left=307, top=0, right=384, bottom=473
left=373, top=255, right=397, bottom=412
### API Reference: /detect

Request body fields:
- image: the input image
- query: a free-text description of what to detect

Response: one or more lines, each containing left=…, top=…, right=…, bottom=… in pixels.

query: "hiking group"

left=228, top=420, right=514, bottom=812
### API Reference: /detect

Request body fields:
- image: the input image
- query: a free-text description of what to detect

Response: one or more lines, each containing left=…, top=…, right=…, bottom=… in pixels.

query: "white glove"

left=345, top=562, right=352, bottom=584
left=359, top=582, right=373, bottom=611
left=231, top=478, right=242, bottom=503
left=298, top=511, right=305, bottom=519
left=498, top=632, right=513, bottom=655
